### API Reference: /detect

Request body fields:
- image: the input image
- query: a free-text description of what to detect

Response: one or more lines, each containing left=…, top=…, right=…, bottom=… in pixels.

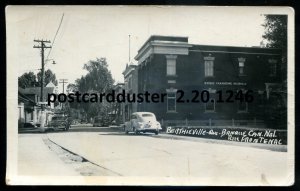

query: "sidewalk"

left=18, top=134, right=79, bottom=176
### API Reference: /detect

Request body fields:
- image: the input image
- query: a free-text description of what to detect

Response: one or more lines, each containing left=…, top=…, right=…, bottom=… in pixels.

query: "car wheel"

left=133, top=127, right=139, bottom=135
left=155, top=130, right=159, bottom=135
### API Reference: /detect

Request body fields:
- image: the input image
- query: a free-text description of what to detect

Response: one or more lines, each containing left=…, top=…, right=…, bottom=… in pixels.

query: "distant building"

left=113, top=82, right=125, bottom=124
left=122, top=63, right=138, bottom=122
left=46, top=82, right=59, bottom=94
left=18, top=91, right=39, bottom=127
left=18, top=86, right=56, bottom=127
left=123, top=35, right=286, bottom=129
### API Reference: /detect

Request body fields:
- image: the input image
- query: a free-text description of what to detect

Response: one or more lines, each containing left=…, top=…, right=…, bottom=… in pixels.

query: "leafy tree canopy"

left=37, top=69, right=58, bottom=87
left=262, top=15, right=287, bottom=56
left=18, top=72, right=37, bottom=88
left=67, top=57, right=115, bottom=119
left=18, top=69, right=58, bottom=88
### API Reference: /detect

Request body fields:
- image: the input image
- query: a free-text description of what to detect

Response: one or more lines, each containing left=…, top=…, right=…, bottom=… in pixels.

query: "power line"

left=46, top=13, right=64, bottom=60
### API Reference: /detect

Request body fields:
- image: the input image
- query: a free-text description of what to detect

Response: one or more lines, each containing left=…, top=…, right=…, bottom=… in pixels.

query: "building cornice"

left=134, top=41, right=192, bottom=64
left=122, top=65, right=137, bottom=78
left=189, top=49, right=280, bottom=56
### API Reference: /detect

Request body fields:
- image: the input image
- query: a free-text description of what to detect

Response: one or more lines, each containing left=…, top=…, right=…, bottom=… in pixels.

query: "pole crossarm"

left=34, top=39, right=51, bottom=43
left=33, top=45, right=52, bottom=48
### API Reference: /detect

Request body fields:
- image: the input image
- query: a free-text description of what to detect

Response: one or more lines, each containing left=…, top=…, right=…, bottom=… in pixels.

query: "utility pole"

left=33, top=39, right=51, bottom=111
left=59, top=79, right=68, bottom=114
left=34, top=39, right=51, bottom=131
left=59, top=79, right=68, bottom=94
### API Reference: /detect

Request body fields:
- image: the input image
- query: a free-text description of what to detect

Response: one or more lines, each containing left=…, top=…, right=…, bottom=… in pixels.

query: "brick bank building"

left=122, top=36, right=286, bottom=129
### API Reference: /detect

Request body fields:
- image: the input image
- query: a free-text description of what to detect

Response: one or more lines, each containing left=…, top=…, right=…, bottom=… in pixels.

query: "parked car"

left=47, top=115, right=71, bottom=131
left=18, top=120, right=43, bottom=133
left=124, top=112, right=162, bottom=135
left=93, top=116, right=111, bottom=127
left=21, top=121, right=39, bottom=130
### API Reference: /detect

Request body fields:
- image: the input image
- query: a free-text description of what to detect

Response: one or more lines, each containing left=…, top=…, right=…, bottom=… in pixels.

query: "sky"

left=7, top=6, right=279, bottom=93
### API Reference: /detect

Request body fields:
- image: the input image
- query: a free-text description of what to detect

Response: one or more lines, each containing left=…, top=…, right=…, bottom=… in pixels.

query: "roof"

left=122, top=63, right=138, bottom=77
left=46, top=82, right=56, bottom=87
left=19, top=87, right=55, bottom=100
left=189, top=44, right=281, bottom=55
left=113, top=83, right=124, bottom=90
left=134, top=35, right=282, bottom=62
left=18, top=91, right=36, bottom=105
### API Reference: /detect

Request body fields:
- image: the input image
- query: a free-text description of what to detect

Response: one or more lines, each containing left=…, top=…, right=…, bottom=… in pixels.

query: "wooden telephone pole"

left=33, top=39, right=52, bottom=111
left=59, top=79, right=68, bottom=94
left=59, top=79, right=68, bottom=113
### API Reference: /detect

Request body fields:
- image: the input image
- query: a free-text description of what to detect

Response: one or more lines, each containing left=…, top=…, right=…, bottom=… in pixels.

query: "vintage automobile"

left=47, top=115, right=71, bottom=131
left=93, top=116, right=113, bottom=127
left=18, top=120, right=41, bottom=133
left=93, top=116, right=107, bottom=127
left=124, top=112, right=162, bottom=135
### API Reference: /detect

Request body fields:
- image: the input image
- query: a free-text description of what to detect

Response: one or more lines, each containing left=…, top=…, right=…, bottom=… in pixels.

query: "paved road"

left=39, top=125, right=291, bottom=185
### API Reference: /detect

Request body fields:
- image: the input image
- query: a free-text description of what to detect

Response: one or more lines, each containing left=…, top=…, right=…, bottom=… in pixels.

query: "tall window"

left=166, top=55, right=177, bottom=76
left=204, top=55, right=215, bottom=77
left=268, top=59, right=277, bottom=76
left=238, top=57, right=246, bottom=76
left=128, top=76, right=132, bottom=90
left=166, top=88, right=177, bottom=112
left=124, top=80, right=128, bottom=90
left=205, top=61, right=214, bottom=77
left=167, top=93, right=176, bottom=112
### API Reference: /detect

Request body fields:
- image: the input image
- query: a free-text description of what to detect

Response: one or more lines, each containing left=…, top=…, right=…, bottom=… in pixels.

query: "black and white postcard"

left=6, top=6, right=295, bottom=186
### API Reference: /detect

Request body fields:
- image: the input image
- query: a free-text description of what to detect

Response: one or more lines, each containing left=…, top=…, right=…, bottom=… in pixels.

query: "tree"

left=18, top=72, right=37, bottom=88
left=82, top=57, right=114, bottom=92
left=262, top=15, right=287, bottom=53
left=67, top=83, right=78, bottom=93
left=262, top=15, right=287, bottom=80
left=262, top=15, right=287, bottom=130
left=36, top=69, right=58, bottom=87
left=69, top=57, right=115, bottom=120
left=19, top=69, right=58, bottom=88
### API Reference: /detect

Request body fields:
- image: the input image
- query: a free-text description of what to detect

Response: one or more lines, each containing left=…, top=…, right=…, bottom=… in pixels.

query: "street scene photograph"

left=6, top=6, right=294, bottom=185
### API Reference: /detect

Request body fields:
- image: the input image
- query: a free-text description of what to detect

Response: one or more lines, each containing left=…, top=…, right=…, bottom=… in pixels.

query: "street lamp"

left=45, top=59, right=56, bottom=65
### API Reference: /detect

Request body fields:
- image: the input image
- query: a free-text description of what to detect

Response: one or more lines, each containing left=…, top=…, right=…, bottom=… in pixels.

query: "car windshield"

left=140, top=113, right=156, bottom=121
